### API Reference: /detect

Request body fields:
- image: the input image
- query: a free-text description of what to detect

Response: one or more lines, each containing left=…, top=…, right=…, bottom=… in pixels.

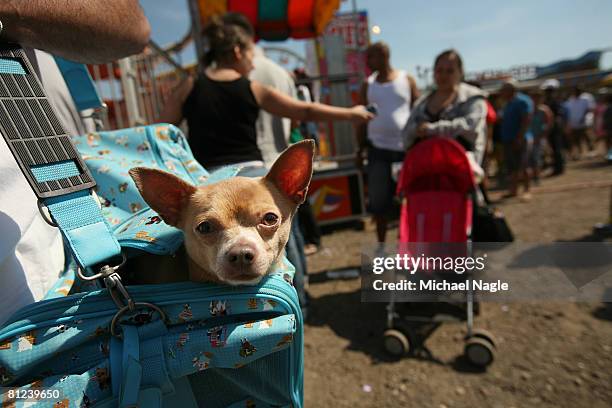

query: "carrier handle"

left=54, top=56, right=107, bottom=131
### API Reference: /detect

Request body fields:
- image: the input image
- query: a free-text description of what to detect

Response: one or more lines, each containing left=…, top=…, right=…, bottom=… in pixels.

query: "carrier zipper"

left=6, top=281, right=241, bottom=323
left=1, top=276, right=298, bottom=337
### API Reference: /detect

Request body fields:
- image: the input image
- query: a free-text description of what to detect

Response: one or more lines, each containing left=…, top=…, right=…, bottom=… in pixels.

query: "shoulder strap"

left=54, top=56, right=104, bottom=112
left=0, top=43, right=121, bottom=270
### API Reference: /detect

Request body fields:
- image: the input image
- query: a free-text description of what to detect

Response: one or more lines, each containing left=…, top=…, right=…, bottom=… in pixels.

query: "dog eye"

left=196, top=221, right=213, bottom=234
left=262, top=212, right=279, bottom=226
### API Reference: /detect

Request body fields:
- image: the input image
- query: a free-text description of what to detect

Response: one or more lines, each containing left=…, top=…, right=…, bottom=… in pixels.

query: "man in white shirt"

left=564, top=87, right=595, bottom=159
left=0, top=0, right=150, bottom=325
left=250, top=46, right=297, bottom=166
left=357, top=42, right=419, bottom=246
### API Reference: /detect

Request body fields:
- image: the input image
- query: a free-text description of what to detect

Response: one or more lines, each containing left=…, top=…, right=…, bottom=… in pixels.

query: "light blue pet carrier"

left=0, top=44, right=303, bottom=407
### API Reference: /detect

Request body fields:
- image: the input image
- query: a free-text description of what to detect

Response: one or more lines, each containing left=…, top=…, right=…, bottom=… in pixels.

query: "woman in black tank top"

left=158, top=16, right=374, bottom=169
left=182, top=75, right=260, bottom=168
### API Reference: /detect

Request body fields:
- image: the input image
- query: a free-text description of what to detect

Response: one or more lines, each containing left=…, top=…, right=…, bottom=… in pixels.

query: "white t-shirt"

left=366, top=70, right=412, bottom=152
left=249, top=47, right=296, bottom=168
left=0, top=50, right=93, bottom=325
left=564, top=94, right=595, bottom=129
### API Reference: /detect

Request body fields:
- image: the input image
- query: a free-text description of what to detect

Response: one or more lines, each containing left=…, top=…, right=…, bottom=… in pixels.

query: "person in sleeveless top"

left=158, top=16, right=373, bottom=321
left=158, top=16, right=373, bottom=170
left=356, top=42, right=420, bottom=246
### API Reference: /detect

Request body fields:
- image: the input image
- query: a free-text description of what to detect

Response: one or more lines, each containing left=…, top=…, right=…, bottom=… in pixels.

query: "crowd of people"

left=486, top=82, right=612, bottom=200
left=355, top=41, right=612, bottom=248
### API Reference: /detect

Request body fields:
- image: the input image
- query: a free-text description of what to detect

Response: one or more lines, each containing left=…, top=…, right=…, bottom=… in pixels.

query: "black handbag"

left=472, top=205, right=514, bottom=242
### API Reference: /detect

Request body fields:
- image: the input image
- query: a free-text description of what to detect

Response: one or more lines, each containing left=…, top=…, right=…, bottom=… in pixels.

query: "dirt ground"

left=302, top=155, right=612, bottom=408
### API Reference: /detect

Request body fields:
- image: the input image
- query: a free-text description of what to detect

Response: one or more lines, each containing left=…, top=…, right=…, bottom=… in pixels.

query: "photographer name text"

left=372, top=279, right=509, bottom=293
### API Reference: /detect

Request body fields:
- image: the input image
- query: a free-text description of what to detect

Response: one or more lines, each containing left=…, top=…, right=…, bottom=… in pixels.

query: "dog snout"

left=227, top=245, right=257, bottom=266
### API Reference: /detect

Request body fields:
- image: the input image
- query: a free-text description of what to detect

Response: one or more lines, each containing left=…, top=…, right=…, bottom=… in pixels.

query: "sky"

left=141, top=0, right=612, bottom=84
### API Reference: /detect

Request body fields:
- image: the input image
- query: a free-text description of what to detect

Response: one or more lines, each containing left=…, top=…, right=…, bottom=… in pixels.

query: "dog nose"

left=227, top=246, right=256, bottom=266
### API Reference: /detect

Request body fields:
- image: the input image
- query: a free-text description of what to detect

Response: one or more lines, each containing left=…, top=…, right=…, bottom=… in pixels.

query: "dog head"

left=129, top=140, right=314, bottom=285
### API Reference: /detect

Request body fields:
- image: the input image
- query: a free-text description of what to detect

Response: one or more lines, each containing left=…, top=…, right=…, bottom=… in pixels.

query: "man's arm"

left=541, top=105, right=554, bottom=139
left=407, top=74, right=420, bottom=108
left=0, top=0, right=150, bottom=63
left=516, top=112, right=532, bottom=148
left=513, top=98, right=533, bottom=147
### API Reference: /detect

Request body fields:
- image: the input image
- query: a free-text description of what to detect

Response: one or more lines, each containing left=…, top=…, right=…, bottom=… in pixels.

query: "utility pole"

left=187, top=0, right=205, bottom=75
left=352, top=0, right=365, bottom=81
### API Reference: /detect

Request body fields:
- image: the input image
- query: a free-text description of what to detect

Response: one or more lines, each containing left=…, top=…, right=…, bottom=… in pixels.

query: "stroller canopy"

left=397, top=137, right=475, bottom=195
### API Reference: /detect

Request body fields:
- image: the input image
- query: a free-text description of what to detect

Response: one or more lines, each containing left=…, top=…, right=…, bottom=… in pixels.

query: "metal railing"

left=86, top=40, right=190, bottom=130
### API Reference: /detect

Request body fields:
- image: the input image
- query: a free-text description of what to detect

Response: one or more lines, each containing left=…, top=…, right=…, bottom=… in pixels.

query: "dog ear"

left=129, top=167, right=196, bottom=226
left=264, top=140, right=314, bottom=204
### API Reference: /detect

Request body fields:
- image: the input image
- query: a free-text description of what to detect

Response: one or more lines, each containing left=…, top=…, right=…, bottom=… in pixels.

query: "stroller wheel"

left=469, top=329, right=497, bottom=348
left=383, top=329, right=411, bottom=356
left=465, top=337, right=495, bottom=367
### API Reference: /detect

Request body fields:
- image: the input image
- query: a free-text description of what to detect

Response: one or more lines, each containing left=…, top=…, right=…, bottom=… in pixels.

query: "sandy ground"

left=302, top=154, right=612, bottom=408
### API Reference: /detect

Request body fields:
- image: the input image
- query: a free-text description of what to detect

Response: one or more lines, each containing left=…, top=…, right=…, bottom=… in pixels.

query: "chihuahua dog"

left=127, top=140, right=314, bottom=285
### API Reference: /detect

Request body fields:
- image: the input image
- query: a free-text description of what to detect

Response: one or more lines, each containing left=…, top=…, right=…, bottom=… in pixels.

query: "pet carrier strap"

left=119, top=325, right=142, bottom=407
left=54, top=56, right=105, bottom=111
left=54, top=56, right=107, bottom=130
left=118, top=324, right=163, bottom=408
left=44, top=189, right=122, bottom=267
left=0, top=43, right=122, bottom=268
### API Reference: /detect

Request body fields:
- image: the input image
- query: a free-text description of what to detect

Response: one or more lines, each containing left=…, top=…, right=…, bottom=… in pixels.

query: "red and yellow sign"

left=308, top=176, right=352, bottom=221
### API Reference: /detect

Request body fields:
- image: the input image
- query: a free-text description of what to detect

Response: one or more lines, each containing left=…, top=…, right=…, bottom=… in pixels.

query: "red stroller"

left=383, top=137, right=496, bottom=367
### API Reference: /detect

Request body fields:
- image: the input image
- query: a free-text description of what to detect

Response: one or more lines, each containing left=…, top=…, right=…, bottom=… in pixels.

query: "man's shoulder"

left=516, top=92, right=530, bottom=102
left=565, top=97, right=580, bottom=107
left=505, top=96, right=520, bottom=110
left=517, top=93, right=533, bottom=108
left=402, top=70, right=416, bottom=81
left=251, top=56, right=292, bottom=85
left=253, top=56, right=289, bottom=75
